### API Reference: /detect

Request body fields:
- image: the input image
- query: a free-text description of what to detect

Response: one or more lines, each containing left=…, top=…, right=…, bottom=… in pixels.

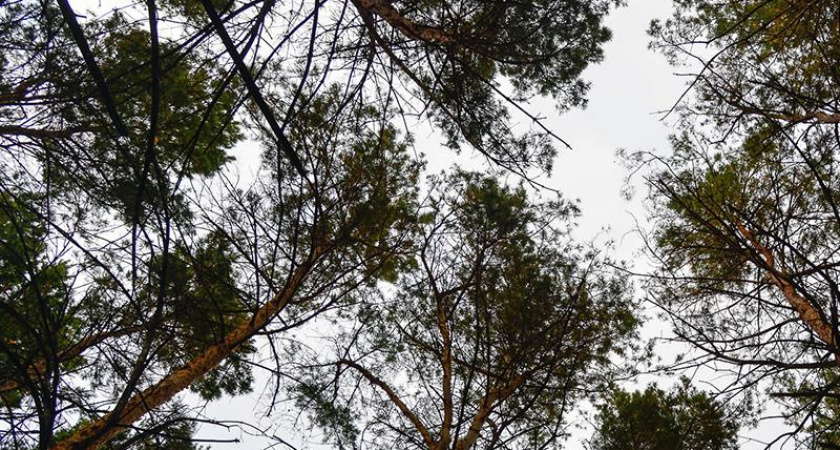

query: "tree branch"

left=0, top=125, right=92, bottom=139
left=339, top=358, right=437, bottom=450
left=200, top=0, right=306, bottom=178
left=736, top=222, right=839, bottom=354
left=55, top=0, right=128, bottom=137
left=351, top=0, right=454, bottom=44
left=739, top=106, right=840, bottom=124
left=51, top=244, right=330, bottom=450
left=454, top=374, right=524, bottom=450
left=0, top=326, right=142, bottom=394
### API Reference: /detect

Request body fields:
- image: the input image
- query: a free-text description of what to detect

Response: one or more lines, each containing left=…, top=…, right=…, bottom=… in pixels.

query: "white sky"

left=547, top=0, right=681, bottom=247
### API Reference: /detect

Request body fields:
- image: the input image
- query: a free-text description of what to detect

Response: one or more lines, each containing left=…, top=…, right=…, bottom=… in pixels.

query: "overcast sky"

left=546, top=1, right=681, bottom=249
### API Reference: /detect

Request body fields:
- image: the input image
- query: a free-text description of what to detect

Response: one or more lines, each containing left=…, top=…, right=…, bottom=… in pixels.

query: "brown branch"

left=0, top=326, right=141, bottom=394
left=355, top=10, right=509, bottom=173
left=351, top=0, right=454, bottom=44
left=436, top=293, right=454, bottom=450
left=393, top=321, right=505, bottom=379
left=454, top=374, right=524, bottom=450
left=0, top=78, right=41, bottom=105
left=736, top=223, right=838, bottom=351
left=51, top=245, right=329, bottom=450
left=775, top=111, right=840, bottom=124
left=339, top=359, right=437, bottom=450
left=736, top=104, right=840, bottom=124
left=0, top=125, right=93, bottom=139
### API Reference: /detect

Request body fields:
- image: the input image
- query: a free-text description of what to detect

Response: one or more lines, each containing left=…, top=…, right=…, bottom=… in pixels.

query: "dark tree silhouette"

left=0, top=0, right=625, bottom=449
left=642, top=0, right=840, bottom=447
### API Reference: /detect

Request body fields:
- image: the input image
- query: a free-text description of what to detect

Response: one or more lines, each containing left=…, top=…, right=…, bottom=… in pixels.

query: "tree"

left=1, top=0, right=625, bottom=449
left=649, top=0, right=840, bottom=128
left=641, top=0, right=840, bottom=446
left=2, top=61, right=421, bottom=450
left=288, top=172, right=639, bottom=450
left=784, top=370, right=840, bottom=449
left=0, top=191, right=76, bottom=449
left=589, top=380, right=740, bottom=450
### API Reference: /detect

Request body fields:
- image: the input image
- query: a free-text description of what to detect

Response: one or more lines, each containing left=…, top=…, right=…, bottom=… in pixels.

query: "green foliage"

left=446, top=173, right=637, bottom=373
left=58, top=14, right=240, bottom=221
left=355, top=0, right=622, bottom=173
left=774, top=369, right=840, bottom=449
left=650, top=0, right=840, bottom=130
left=150, top=233, right=255, bottom=400
left=0, top=192, right=74, bottom=399
left=294, top=382, right=360, bottom=446
left=1, top=4, right=241, bottom=222
left=93, top=18, right=240, bottom=176
left=0, top=1, right=626, bottom=448
left=591, top=380, right=740, bottom=450
left=291, top=171, right=640, bottom=450
left=266, top=84, right=424, bottom=284
left=646, top=1, right=840, bottom=446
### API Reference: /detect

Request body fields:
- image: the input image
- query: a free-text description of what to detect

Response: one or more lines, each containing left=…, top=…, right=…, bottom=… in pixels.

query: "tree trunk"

left=51, top=246, right=328, bottom=450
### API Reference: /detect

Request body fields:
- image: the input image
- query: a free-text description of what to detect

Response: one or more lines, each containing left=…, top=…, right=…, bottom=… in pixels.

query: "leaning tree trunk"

left=52, top=246, right=328, bottom=450
left=737, top=223, right=839, bottom=356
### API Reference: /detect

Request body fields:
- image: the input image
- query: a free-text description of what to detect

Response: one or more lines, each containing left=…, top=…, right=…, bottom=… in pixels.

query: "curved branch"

left=338, top=358, right=437, bottom=450
left=51, top=244, right=330, bottom=450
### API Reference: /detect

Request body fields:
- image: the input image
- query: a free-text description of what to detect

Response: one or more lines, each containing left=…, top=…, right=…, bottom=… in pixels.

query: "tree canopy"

left=590, top=380, right=740, bottom=450
left=288, top=172, right=638, bottom=450
left=9, top=0, right=840, bottom=448
left=0, top=1, right=632, bottom=450
left=642, top=0, right=840, bottom=447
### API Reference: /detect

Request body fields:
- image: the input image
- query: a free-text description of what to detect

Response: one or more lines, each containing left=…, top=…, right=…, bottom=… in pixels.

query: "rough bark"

left=737, top=223, right=838, bottom=349
left=352, top=0, right=455, bottom=44
left=51, top=245, right=328, bottom=450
